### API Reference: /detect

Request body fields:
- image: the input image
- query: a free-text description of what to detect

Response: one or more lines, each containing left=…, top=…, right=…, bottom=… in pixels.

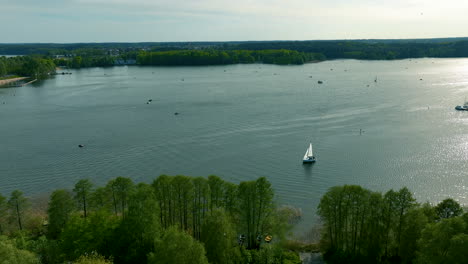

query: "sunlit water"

left=1, top=59, right=468, bottom=232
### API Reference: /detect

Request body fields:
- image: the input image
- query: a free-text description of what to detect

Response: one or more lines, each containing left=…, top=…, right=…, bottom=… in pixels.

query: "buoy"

left=78, top=144, right=84, bottom=148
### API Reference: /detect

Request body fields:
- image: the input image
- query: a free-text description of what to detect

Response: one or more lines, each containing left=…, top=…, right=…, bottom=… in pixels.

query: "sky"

left=1, top=0, right=468, bottom=43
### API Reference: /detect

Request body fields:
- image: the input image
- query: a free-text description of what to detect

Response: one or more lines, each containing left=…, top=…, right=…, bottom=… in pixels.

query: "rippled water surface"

left=1, top=59, right=468, bottom=230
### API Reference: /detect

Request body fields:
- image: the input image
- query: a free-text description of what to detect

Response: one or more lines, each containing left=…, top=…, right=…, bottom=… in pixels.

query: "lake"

left=1, top=59, right=467, bottom=231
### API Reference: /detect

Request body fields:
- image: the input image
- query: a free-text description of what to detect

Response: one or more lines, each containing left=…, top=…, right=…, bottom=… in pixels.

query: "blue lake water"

left=1, top=59, right=467, bottom=231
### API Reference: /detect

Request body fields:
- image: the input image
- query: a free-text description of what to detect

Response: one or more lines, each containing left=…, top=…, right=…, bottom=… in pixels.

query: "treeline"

left=4, top=39, right=468, bottom=61
left=318, top=185, right=467, bottom=263
left=137, top=49, right=324, bottom=66
left=53, top=55, right=116, bottom=69
left=0, top=56, right=55, bottom=79
left=0, top=175, right=302, bottom=264
left=228, top=40, right=468, bottom=60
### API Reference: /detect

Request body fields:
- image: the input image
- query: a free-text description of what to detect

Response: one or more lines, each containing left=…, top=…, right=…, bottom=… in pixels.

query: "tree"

left=201, top=209, right=237, bottom=264
left=107, top=177, right=134, bottom=217
left=0, top=193, right=7, bottom=234
left=148, top=227, right=209, bottom=264
left=47, top=189, right=75, bottom=239
left=394, top=187, right=417, bottom=254
left=435, top=198, right=463, bottom=220
left=238, top=177, right=274, bottom=249
left=416, top=216, right=467, bottom=264
left=208, top=175, right=224, bottom=211
left=73, top=179, right=93, bottom=218
left=399, top=208, right=428, bottom=263
left=0, top=60, right=6, bottom=76
left=112, top=183, right=160, bottom=264
left=192, top=177, right=210, bottom=240
left=60, top=210, right=119, bottom=260
left=0, top=237, right=38, bottom=264
left=74, top=253, right=112, bottom=264
left=71, top=56, right=82, bottom=68
left=152, top=175, right=174, bottom=229
left=7, top=190, right=29, bottom=231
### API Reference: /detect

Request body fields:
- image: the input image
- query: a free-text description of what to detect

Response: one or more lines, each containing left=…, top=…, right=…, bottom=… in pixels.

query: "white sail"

left=307, top=143, right=313, bottom=157
left=303, top=143, right=314, bottom=160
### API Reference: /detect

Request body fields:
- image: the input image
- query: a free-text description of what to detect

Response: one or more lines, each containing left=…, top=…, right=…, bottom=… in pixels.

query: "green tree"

left=74, top=253, right=112, bottom=264
left=201, top=209, right=237, bottom=264
left=7, top=190, right=29, bottom=231
left=399, top=208, right=429, bottom=263
left=60, top=210, right=119, bottom=260
left=0, top=237, right=38, bottom=264
left=208, top=175, right=224, bottom=211
left=73, top=179, right=93, bottom=218
left=71, top=56, right=82, bottom=68
left=416, top=216, right=467, bottom=264
left=192, top=177, right=210, bottom=240
left=394, top=187, right=417, bottom=254
left=148, top=227, right=209, bottom=264
left=152, top=175, right=174, bottom=229
left=435, top=198, right=463, bottom=220
left=238, top=177, right=274, bottom=249
left=107, top=177, right=134, bottom=217
left=47, top=189, right=75, bottom=239
left=0, top=194, right=7, bottom=234
left=112, top=183, right=160, bottom=264
left=0, top=60, right=6, bottom=76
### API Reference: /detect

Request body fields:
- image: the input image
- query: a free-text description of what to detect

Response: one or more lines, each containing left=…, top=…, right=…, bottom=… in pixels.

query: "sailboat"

left=303, top=143, right=316, bottom=163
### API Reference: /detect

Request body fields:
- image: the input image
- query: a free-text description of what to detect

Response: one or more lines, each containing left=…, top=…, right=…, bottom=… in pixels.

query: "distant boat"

left=455, top=98, right=468, bottom=111
left=303, top=143, right=316, bottom=163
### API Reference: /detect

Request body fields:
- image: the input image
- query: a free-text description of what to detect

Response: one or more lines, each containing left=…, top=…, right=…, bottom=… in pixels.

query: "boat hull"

left=303, top=159, right=316, bottom=163
left=455, top=106, right=468, bottom=111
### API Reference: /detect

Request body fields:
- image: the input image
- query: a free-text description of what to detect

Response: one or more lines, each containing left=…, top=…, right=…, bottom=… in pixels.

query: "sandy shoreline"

left=0, top=77, right=28, bottom=86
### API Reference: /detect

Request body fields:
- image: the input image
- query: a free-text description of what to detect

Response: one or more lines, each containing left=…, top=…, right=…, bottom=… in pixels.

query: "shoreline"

left=0, top=76, right=28, bottom=86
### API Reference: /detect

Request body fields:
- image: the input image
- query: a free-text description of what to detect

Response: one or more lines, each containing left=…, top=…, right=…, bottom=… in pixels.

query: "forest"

left=318, top=185, right=467, bottom=264
left=0, top=56, right=55, bottom=80
left=3, top=38, right=468, bottom=75
left=0, top=175, right=302, bottom=264
left=136, top=50, right=323, bottom=66
left=0, top=175, right=466, bottom=264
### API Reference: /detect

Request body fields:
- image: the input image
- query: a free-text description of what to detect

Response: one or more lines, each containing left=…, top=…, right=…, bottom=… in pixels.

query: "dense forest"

left=0, top=56, right=55, bottom=79
left=3, top=38, right=468, bottom=76
left=318, top=185, right=467, bottom=264
left=136, top=50, right=323, bottom=66
left=0, top=175, right=466, bottom=264
left=0, top=175, right=302, bottom=264
left=3, top=38, right=468, bottom=63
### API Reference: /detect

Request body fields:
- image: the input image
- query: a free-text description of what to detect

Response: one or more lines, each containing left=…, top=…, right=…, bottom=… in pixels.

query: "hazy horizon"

left=3, top=0, right=468, bottom=43
left=2, top=36, right=468, bottom=45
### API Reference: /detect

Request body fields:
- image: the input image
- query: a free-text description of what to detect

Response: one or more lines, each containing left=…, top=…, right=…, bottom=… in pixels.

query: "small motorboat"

left=455, top=99, right=468, bottom=111
left=303, top=143, right=316, bottom=163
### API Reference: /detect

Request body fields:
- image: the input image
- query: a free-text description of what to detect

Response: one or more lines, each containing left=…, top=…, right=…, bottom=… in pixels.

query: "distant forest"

left=3, top=38, right=468, bottom=78
left=2, top=38, right=468, bottom=61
